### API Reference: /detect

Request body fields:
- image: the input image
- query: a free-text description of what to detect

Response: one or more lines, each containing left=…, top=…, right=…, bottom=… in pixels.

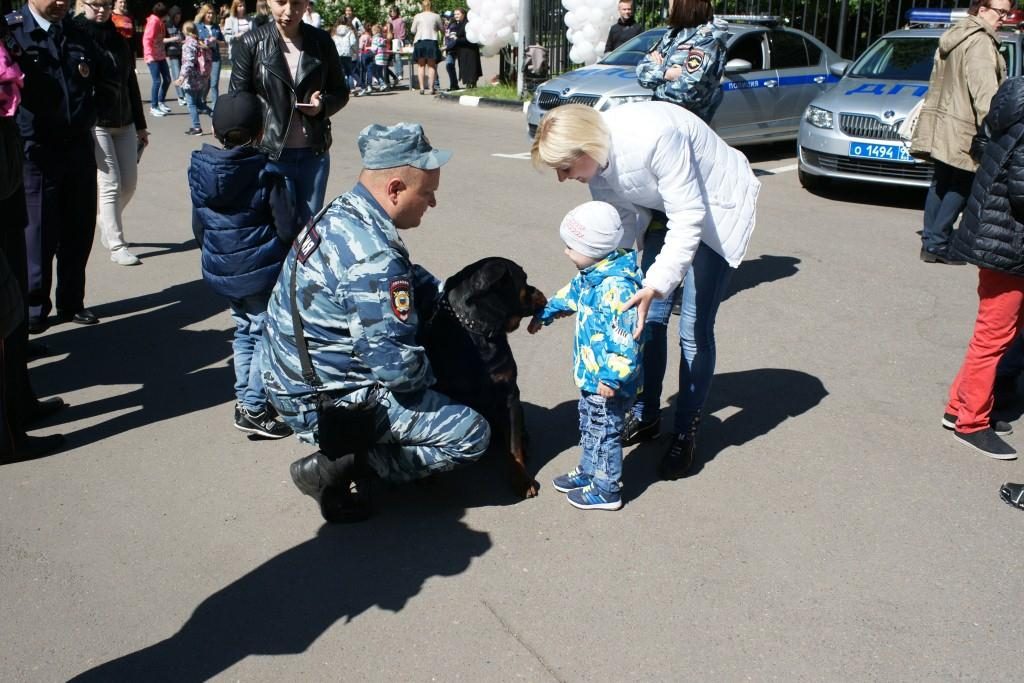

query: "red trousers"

left=946, top=268, right=1024, bottom=432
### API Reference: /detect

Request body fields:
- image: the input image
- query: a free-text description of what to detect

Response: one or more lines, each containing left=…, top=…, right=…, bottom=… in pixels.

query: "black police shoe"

left=623, top=413, right=660, bottom=446
left=27, top=316, right=48, bottom=335
left=290, top=451, right=372, bottom=523
left=56, top=308, right=99, bottom=325
left=24, top=396, right=67, bottom=426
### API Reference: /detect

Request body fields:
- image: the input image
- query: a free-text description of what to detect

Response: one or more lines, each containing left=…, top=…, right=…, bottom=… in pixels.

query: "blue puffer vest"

left=188, top=144, right=290, bottom=300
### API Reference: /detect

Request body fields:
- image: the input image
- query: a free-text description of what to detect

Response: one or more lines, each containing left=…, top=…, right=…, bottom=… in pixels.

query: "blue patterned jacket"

left=636, top=19, right=728, bottom=122
left=535, top=249, right=643, bottom=397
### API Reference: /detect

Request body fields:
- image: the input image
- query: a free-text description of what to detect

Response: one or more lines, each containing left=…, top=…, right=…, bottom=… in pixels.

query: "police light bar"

left=905, top=7, right=969, bottom=25
left=717, top=14, right=785, bottom=26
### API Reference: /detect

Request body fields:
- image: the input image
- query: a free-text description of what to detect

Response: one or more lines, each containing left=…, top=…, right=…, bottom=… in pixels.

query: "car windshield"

left=599, top=29, right=666, bottom=66
left=847, top=37, right=938, bottom=80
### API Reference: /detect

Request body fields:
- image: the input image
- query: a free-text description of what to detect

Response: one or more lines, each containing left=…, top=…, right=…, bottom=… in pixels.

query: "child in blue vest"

left=188, top=91, right=301, bottom=439
left=529, top=201, right=643, bottom=510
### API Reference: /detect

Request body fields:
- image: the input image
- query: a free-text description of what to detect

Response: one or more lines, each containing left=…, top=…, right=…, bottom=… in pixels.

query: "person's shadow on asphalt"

left=27, top=279, right=237, bottom=449
left=68, top=501, right=492, bottom=681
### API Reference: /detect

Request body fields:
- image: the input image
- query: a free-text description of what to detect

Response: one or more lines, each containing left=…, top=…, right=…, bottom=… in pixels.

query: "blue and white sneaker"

left=566, top=484, right=622, bottom=511
left=551, top=467, right=591, bottom=493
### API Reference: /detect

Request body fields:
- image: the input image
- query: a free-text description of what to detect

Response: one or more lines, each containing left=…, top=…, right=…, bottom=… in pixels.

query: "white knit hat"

left=558, top=201, right=623, bottom=259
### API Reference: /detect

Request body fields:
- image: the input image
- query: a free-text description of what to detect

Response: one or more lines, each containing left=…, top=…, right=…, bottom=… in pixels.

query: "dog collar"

left=441, top=296, right=496, bottom=335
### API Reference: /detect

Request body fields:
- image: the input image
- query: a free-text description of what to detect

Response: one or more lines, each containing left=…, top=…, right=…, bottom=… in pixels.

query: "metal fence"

left=530, top=0, right=965, bottom=76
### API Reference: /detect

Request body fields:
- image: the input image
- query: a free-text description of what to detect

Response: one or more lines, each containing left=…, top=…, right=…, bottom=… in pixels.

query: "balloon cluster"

left=563, top=0, right=618, bottom=64
left=465, top=0, right=520, bottom=58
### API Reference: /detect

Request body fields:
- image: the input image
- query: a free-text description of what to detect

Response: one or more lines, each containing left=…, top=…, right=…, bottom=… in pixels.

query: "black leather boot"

left=289, top=451, right=372, bottom=523
left=658, top=417, right=700, bottom=481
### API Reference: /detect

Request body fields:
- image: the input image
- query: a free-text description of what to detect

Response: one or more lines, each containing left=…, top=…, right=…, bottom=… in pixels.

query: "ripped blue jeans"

left=578, top=392, right=628, bottom=495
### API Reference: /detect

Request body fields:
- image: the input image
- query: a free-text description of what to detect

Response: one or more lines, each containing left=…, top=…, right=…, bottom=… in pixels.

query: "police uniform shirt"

left=263, top=182, right=439, bottom=400
left=8, top=5, right=98, bottom=145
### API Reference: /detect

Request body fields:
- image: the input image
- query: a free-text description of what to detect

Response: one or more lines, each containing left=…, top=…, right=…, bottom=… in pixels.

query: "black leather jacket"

left=229, top=22, right=348, bottom=160
left=73, top=16, right=146, bottom=131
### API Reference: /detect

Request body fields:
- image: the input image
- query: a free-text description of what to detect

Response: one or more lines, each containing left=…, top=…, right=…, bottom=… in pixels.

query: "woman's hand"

left=623, top=287, right=660, bottom=340
left=137, top=129, right=149, bottom=147
left=647, top=50, right=664, bottom=66
left=663, top=64, right=683, bottom=82
left=597, top=382, right=616, bottom=398
left=173, top=76, right=184, bottom=87
left=297, top=90, right=323, bottom=116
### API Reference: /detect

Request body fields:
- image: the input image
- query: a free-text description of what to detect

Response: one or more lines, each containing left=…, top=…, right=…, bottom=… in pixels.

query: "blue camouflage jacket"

left=262, top=183, right=440, bottom=405
left=636, top=19, right=728, bottom=122
left=536, top=249, right=643, bottom=397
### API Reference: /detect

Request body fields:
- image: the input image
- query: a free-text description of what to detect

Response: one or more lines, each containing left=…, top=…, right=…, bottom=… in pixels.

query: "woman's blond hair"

left=530, top=104, right=611, bottom=171
left=194, top=2, right=214, bottom=24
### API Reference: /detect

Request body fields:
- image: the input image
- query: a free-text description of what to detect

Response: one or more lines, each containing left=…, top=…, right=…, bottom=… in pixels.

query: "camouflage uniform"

left=636, top=19, right=729, bottom=123
left=261, top=182, right=491, bottom=482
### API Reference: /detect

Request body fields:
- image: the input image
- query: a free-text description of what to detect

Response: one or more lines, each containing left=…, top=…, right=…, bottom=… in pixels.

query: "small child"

left=529, top=201, right=643, bottom=511
left=371, top=24, right=388, bottom=91
left=175, top=21, right=212, bottom=135
left=188, top=91, right=301, bottom=439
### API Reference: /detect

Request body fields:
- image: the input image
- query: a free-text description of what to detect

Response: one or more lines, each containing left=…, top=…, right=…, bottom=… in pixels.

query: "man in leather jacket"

left=605, top=1, right=643, bottom=54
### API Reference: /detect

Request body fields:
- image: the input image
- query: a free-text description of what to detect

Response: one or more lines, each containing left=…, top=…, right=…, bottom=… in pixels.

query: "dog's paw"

left=514, top=475, right=540, bottom=499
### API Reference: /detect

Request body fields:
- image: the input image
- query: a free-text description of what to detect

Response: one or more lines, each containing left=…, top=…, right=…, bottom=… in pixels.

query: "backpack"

left=524, top=44, right=548, bottom=79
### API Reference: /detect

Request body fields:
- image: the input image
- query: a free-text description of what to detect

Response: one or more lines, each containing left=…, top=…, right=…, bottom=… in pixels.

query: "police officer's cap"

left=357, top=122, right=452, bottom=171
left=212, top=91, right=262, bottom=146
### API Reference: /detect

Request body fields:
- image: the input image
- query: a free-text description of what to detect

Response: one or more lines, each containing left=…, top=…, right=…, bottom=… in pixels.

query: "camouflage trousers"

left=269, top=386, right=491, bottom=483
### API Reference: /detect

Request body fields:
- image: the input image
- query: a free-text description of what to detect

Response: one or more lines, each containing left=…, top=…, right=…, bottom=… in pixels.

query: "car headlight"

left=599, top=95, right=652, bottom=111
left=804, top=105, right=834, bottom=129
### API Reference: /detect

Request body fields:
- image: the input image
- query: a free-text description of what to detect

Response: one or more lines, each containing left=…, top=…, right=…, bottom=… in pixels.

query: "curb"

left=436, top=90, right=529, bottom=113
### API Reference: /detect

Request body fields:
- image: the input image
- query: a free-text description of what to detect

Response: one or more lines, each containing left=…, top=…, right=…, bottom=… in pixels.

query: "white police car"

left=526, top=17, right=843, bottom=146
left=797, top=8, right=1023, bottom=189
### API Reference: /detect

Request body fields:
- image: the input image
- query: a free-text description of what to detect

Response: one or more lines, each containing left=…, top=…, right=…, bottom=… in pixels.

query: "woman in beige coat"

left=911, top=0, right=1010, bottom=263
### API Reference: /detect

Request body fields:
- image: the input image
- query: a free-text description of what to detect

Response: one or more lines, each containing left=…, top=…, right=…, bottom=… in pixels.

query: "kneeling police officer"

left=261, top=122, right=491, bottom=523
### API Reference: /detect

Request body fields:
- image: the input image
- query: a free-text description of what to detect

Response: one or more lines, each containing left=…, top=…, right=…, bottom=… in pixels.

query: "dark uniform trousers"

left=22, top=136, right=97, bottom=320
left=0, top=182, right=36, bottom=445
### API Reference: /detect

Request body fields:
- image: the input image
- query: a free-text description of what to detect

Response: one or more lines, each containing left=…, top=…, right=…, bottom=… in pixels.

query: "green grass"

left=457, top=83, right=530, bottom=102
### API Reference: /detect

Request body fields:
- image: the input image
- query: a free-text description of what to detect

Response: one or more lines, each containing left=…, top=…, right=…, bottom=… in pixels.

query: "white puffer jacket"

left=589, top=102, right=760, bottom=296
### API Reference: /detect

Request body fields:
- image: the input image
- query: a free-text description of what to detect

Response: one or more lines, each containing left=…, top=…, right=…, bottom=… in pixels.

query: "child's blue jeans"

left=578, top=392, right=628, bottom=495
left=229, top=294, right=270, bottom=412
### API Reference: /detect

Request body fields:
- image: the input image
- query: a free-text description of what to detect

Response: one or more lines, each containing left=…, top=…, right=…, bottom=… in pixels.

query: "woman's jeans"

left=147, top=59, right=171, bottom=107
left=578, top=392, right=627, bottom=495
left=167, top=58, right=183, bottom=101
left=92, top=124, right=138, bottom=252
left=267, top=148, right=330, bottom=224
left=183, top=90, right=201, bottom=129
left=922, top=160, right=974, bottom=256
left=358, top=52, right=374, bottom=86
left=201, top=60, right=221, bottom=109
left=229, top=294, right=270, bottom=411
left=633, top=230, right=733, bottom=433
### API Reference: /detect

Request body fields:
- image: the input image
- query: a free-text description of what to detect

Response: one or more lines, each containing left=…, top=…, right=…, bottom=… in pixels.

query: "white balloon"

left=569, top=44, right=584, bottom=63
left=581, top=24, right=599, bottom=41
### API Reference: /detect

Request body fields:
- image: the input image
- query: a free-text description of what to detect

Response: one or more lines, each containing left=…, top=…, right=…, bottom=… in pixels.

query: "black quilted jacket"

left=950, top=77, right=1024, bottom=273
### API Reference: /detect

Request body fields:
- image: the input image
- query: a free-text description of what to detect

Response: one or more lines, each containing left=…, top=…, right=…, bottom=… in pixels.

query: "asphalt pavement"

left=1, top=71, right=1022, bottom=682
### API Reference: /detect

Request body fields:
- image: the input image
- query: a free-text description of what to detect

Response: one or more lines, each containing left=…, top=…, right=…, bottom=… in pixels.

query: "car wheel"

left=798, top=168, right=830, bottom=192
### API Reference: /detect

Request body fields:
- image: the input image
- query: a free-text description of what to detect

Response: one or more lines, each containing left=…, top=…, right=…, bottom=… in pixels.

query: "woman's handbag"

left=288, top=248, right=383, bottom=458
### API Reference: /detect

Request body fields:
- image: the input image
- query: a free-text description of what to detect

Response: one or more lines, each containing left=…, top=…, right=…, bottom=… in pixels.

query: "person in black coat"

left=944, top=76, right=1024, bottom=460
left=449, top=9, right=480, bottom=89
left=605, top=0, right=643, bottom=53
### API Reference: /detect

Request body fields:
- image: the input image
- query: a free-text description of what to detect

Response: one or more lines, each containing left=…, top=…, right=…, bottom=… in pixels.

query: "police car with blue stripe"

left=797, top=8, right=1023, bottom=190
left=526, top=17, right=842, bottom=146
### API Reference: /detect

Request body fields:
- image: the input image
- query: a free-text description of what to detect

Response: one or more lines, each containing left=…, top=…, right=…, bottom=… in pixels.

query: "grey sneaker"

left=953, top=427, right=1017, bottom=460
left=110, top=247, right=141, bottom=266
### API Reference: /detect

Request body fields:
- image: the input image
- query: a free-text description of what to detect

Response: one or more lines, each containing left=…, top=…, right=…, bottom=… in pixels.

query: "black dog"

left=419, top=257, right=547, bottom=498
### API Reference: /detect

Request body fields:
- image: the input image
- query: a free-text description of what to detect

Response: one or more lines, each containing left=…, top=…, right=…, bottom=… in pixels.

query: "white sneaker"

left=157, top=103, right=172, bottom=114
left=177, top=98, right=187, bottom=106
left=110, top=248, right=141, bottom=266
left=149, top=107, right=167, bottom=117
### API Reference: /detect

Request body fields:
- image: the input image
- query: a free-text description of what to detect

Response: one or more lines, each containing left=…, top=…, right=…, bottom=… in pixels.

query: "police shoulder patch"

left=295, top=222, right=321, bottom=264
left=685, top=47, right=706, bottom=73
left=389, top=279, right=412, bottom=322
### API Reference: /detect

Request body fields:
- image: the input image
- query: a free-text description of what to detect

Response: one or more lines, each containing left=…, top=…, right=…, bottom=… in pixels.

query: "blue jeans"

left=230, top=295, right=270, bottom=411
left=922, top=160, right=974, bottom=254
left=358, top=52, right=374, bottom=87
left=168, top=58, right=183, bottom=100
left=633, top=230, right=733, bottom=432
left=340, top=56, right=356, bottom=89
left=578, top=393, right=627, bottom=495
left=183, top=90, right=201, bottom=129
left=147, top=60, right=171, bottom=107
left=267, top=148, right=330, bottom=225
left=201, top=59, right=222, bottom=109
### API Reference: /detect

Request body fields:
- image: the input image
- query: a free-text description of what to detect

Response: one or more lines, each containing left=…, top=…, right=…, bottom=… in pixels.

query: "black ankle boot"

left=658, top=418, right=700, bottom=481
left=289, top=451, right=372, bottom=523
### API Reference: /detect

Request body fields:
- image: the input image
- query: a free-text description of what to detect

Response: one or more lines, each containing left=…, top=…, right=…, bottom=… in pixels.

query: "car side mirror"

left=724, top=59, right=752, bottom=75
left=829, top=61, right=851, bottom=77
